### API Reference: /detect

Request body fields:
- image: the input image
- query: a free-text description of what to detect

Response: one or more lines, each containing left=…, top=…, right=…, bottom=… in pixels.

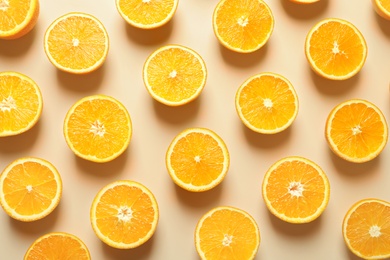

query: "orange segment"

left=305, top=18, right=367, bottom=80
left=372, top=0, right=390, bottom=20
left=195, top=206, right=260, bottom=260
left=0, top=0, right=39, bottom=39
left=0, top=157, right=62, bottom=222
left=90, top=180, right=159, bottom=249
left=63, top=95, right=132, bottom=163
left=325, top=99, right=388, bottom=163
left=343, top=198, right=390, bottom=259
left=213, top=0, right=274, bottom=53
left=262, top=156, right=330, bottom=223
left=24, top=232, right=90, bottom=259
left=116, top=0, right=178, bottom=29
left=143, top=45, right=207, bottom=106
left=166, top=128, right=230, bottom=192
left=235, top=72, right=299, bottom=134
left=44, top=12, right=109, bottom=74
left=0, top=71, right=43, bottom=137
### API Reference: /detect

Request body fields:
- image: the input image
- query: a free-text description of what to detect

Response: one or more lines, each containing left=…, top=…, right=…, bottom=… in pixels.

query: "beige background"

left=1, top=0, right=390, bottom=259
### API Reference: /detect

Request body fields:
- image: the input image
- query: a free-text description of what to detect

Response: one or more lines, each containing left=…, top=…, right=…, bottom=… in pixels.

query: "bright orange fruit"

left=213, top=0, right=274, bottom=53
left=343, top=198, right=390, bottom=259
left=0, top=71, right=43, bottom=137
left=90, top=180, right=159, bottom=249
left=372, top=0, right=390, bottom=20
left=262, top=156, right=330, bottom=223
left=63, top=95, right=132, bottom=163
left=143, top=44, right=207, bottom=106
left=0, top=157, right=62, bottom=222
left=305, top=18, right=367, bottom=80
left=235, top=72, right=299, bottom=134
left=116, top=0, right=179, bottom=29
left=166, top=128, right=230, bottom=192
left=195, top=206, right=260, bottom=260
left=24, top=232, right=90, bottom=259
left=325, top=99, right=388, bottom=163
left=44, top=12, right=109, bottom=74
left=0, top=0, right=39, bottom=39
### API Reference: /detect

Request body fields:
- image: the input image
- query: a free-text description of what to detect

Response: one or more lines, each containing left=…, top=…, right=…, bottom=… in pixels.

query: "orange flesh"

left=329, top=103, right=385, bottom=159
left=95, top=185, right=156, bottom=244
left=308, top=21, right=365, bottom=77
left=169, top=132, right=225, bottom=186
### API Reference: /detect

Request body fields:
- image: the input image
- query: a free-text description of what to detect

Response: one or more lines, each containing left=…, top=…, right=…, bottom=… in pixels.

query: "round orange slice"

left=0, top=0, right=39, bottom=39
left=44, top=12, right=109, bottom=74
left=166, top=128, right=230, bottom=192
left=0, top=71, right=43, bottom=137
left=90, top=180, right=159, bottom=249
left=24, top=232, right=90, bottom=259
left=143, top=44, right=207, bottom=106
left=235, top=72, right=299, bottom=134
left=63, top=95, right=132, bottom=163
left=195, top=206, right=260, bottom=260
left=325, top=99, right=388, bottom=163
left=116, top=0, right=179, bottom=29
left=343, top=198, right=390, bottom=259
left=305, top=18, right=367, bottom=80
left=372, top=0, right=390, bottom=20
left=262, top=156, right=330, bottom=224
left=213, top=0, right=274, bottom=53
left=0, top=157, right=62, bottom=222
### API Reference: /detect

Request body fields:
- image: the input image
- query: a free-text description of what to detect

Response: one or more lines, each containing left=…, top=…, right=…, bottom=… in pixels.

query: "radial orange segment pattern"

left=94, top=185, right=156, bottom=245
left=3, top=161, right=57, bottom=216
left=169, top=132, right=225, bottom=186
left=145, top=47, right=205, bottom=103
left=237, top=75, right=297, bottom=132
left=198, top=209, right=259, bottom=259
left=329, top=103, right=386, bottom=159
left=117, top=0, right=176, bottom=27
left=307, top=21, right=366, bottom=78
left=0, top=0, right=32, bottom=31
left=344, top=200, right=390, bottom=258
left=65, top=98, right=131, bottom=161
left=214, top=0, right=273, bottom=52
left=0, top=73, right=41, bottom=135
left=379, top=0, right=390, bottom=12
left=265, top=160, right=326, bottom=220
left=46, top=15, right=107, bottom=71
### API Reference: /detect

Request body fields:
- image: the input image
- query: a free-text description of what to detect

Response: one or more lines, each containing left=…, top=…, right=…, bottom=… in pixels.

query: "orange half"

left=372, top=0, right=390, bottom=20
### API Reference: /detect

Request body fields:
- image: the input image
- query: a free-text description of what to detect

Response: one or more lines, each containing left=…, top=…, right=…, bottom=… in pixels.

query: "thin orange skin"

left=325, top=99, right=388, bottom=163
left=342, top=198, right=390, bottom=260
left=0, top=0, right=40, bottom=40
left=305, top=18, right=367, bottom=81
left=372, top=0, right=390, bottom=20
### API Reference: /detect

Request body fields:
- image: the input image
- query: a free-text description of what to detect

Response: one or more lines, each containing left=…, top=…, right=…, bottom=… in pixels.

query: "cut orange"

left=0, top=157, right=62, bottom=222
left=305, top=18, right=367, bottom=80
left=24, top=232, right=90, bottom=259
left=213, top=0, right=274, bottom=53
left=90, top=180, right=159, bottom=249
left=195, top=206, right=260, bottom=260
left=0, top=71, right=43, bottom=137
left=166, top=128, right=230, bottom=192
left=262, top=156, right=330, bottom=224
left=44, top=12, right=109, bottom=74
left=372, top=0, right=390, bottom=20
left=343, top=198, right=390, bottom=259
left=235, top=72, right=299, bottom=134
left=116, top=0, right=178, bottom=29
left=63, top=95, right=132, bottom=163
left=325, top=99, right=388, bottom=163
left=0, top=0, right=39, bottom=39
left=143, top=44, right=207, bottom=106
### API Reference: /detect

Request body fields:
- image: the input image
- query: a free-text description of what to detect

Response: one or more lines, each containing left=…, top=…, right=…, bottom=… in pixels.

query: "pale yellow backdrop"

left=1, top=0, right=390, bottom=259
